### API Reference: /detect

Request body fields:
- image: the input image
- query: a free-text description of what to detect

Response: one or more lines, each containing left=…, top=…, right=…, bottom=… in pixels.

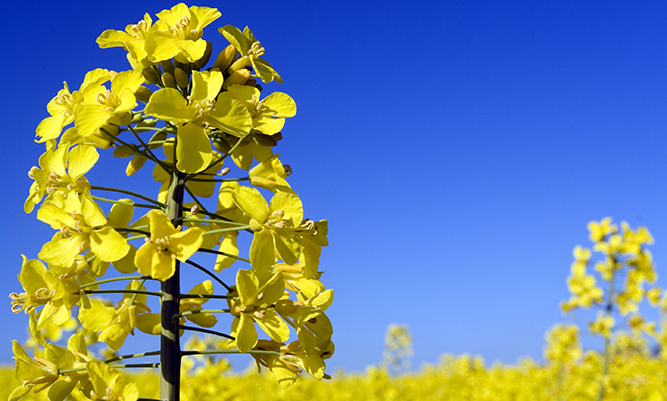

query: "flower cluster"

left=11, top=4, right=332, bottom=400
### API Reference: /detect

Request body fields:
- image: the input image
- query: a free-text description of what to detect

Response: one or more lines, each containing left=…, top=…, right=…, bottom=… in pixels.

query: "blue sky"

left=2, top=1, right=667, bottom=373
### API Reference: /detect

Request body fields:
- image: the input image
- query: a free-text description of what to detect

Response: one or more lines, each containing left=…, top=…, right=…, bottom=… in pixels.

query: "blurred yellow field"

left=4, top=339, right=667, bottom=401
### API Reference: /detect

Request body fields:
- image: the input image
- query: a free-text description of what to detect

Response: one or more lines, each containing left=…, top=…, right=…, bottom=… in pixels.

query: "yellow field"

left=4, top=345, right=667, bottom=401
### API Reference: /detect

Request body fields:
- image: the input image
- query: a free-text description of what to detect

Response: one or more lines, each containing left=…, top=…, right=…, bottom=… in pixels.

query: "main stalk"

left=161, top=171, right=186, bottom=401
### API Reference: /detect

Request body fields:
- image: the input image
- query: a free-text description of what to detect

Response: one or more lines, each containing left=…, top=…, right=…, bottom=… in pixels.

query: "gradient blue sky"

left=2, top=1, right=667, bottom=373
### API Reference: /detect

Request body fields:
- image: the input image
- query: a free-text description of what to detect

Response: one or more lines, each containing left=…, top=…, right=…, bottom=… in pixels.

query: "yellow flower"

left=37, top=192, right=130, bottom=268
left=570, top=245, right=590, bottom=275
left=145, top=70, right=252, bottom=173
left=10, top=256, right=80, bottom=330
left=11, top=335, right=90, bottom=401
left=227, top=269, right=289, bottom=352
left=219, top=85, right=296, bottom=136
left=544, top=324, right=582, bottom=365
left=277, top=289, right=334, bottom=357
left=588, top=217, right=616, bottom=242
left=151, top=3, right=221, bottom=63
left=97, top=13, right=159, bottom=69
left=79, top=282, right=154, bottom=351
left=233, top=187, right=304, bottom=270
left=25, top=141, right=98, bottom=213
left=74, top=70, right=144, bottom=138
left=134, top=209, right=204, bottom=281
left=275, top=262, right=325, bottom=299
left=86, top=360, right=139, bottom=401
left=589, top=312, right=614, bottom=337
left=36, top=69, right=111, bottom=143
left=249, top=153, right=291, bottom=191
left=566, top=269, right=603, bottom=308
left=219, top=25, right=283, bottom=83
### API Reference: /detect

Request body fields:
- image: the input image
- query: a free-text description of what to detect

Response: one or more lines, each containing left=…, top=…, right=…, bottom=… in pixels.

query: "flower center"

left=248, top=41, right=265, bottom=58
left=54, top=90, right=77, bottom=116
left=97, top=90, right=122, bottom=112
left=129, top=19, right=150, bottom=40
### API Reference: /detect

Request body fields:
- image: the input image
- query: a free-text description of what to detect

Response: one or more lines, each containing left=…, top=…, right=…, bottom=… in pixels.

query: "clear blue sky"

left=2, top=1, right=667, bottom=373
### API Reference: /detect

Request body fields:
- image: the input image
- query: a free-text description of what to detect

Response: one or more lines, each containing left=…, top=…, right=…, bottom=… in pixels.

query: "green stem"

left=197, top=248, right=250, bottom=263
left=598, top=257, right=617, bottom=401
left=186, top=177, right=250, bottom=183
left=203, top=227, right=251, bottom=236
left=104, top=350, right=161, bottom=364
left=130, top=278, right=148, bottom=305
left=79, top=276, right=154, bottom=289
left=127, top=124, right=160, bottom=162
left=179, top=325, right=234, bottom=340
left=172, top=309, right=231, bottom=321
left=182, top=259, right=232, bottom=292
left=91, top=195, right=159, bottom=210
left=161, top=162, right=185, bottom=401
left=59, top=363, right=160, bottom=374
left=83, top=289, right=162, bottom=297
left=182, top=349, right=280, bottom=357
left=90, top=186, right=166, bottom=208
left=180, top=218, right=248, bottom=227
left=115, top=228, right=152, bottom=236
left=179, top=294, right=236, bottom=300
left=126, top=234, right=148, bottom=241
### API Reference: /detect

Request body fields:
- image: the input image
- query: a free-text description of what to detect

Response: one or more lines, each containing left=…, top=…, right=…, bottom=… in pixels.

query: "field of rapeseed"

left=3, top=332, right=667, bottom=401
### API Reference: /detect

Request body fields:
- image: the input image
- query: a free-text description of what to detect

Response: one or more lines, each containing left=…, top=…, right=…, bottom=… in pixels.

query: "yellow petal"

left=90, top=227, right=129, bottom=262
left=191, top=70, right=223, bottom=103
left=206, top=98, right=252, bottom=138
left=256, top=309, right=290, bottom=343
left=145, top=88, right=195, bottom=123
left=175, top=123, right=212, bottom=174
left=237, top=314, right=258, bottom=352
left=67, top=145, right=99, bottom=181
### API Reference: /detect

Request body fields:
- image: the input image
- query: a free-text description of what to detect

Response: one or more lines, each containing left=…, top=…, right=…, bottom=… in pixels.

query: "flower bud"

left=130, top=112, right=144, bottom=124
left=141, top=67, right=161, bottom=85
left=148, top=130, right=168, bottom=149
left=160, top=59, right=175, bottom=75
left=195, top=41, right=213, bottom=69
left=228, top=56, right=249, bottom=74
left=174, top=68, right=190, bottom=89
left=161, top=72, right=177, bottom=88
left=212, top=44, right=238, bottom=72
left=135, top=118, right=157, bottom=133
left=126, top=155, right=147, bottom=176
left=223, top=69, right=251, bottom=89
left=212, top=136, right=232, bottom=153
left=135, top=86, right=152, bottom=103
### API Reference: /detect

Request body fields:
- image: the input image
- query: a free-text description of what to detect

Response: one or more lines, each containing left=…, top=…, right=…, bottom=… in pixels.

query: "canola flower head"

left=13, top=2, right=334, bottom=396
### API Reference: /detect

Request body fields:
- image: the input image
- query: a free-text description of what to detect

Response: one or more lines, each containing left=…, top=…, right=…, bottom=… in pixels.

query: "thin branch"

left=186, top=177, right=250, bottom=183
left=204, top=227, right=251, bottom=237
left=127, top=124, right=160, bottom=163
left=115, top=228, right=152, bottom=236
left=91, top=196, right=160, bottom=210
left=197, top=248, right=250, bottom=264
left=180, top=218, right=248, bottom=227
left=79, top=275, right=154, bottom=289
left=59, top=363, right=160, bottom=374
left=179, top=294, right=236, bottom=300
left=182, top=259, right=232, bottom=292
left=173, top=309, right=231, bottom=321
left=90, top=186, right=166, bottom=208
left=104, top=350, right=161, bottom=364
left=182, top=349, right=280, bottom=357
left=179, top=325, right=235, bottom=340
left=83, top=289, right=162, bottom=297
